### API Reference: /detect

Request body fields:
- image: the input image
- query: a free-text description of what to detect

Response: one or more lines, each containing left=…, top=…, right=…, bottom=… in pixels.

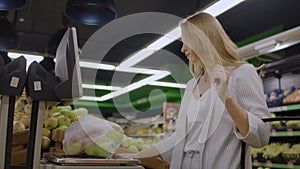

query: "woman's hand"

left=209, top=64, right=230, bottom=103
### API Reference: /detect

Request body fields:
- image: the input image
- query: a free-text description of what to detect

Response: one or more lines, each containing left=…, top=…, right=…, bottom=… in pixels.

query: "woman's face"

left=181, top=43, right=194, bottom=63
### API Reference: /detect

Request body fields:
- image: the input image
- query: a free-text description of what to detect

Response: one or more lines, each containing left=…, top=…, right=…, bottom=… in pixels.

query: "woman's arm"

left=225, top=95, right=249, bottom=136
left=229, top=64, right=271, bottom=148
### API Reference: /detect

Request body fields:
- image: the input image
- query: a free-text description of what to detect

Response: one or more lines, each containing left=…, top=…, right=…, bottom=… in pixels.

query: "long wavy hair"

left=180, top=12, right=246, bottom=77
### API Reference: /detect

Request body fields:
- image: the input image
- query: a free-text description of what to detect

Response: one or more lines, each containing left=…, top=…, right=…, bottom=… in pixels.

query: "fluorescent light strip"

left=118, top=49, right=155, bottom=68
left=80, top=96, right=102, bottom=102
left=148, top=81, right=186, bottom=88
left=203, top=0, right=245, bottom=17
left=147, top=27, right=181, bottom=50
left=98, top=71, right=170, bottom=101
left=116, top=66, right=171, bottom=75
left=118, top=0, right=245, bottom=69
left=82, top=83, right=121, bottom=90
left=79, top=60, right=115, bottom=70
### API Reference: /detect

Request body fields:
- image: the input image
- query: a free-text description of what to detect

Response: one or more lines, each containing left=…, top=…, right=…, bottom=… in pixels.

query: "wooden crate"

left=11, top=129, right=29, bottom=165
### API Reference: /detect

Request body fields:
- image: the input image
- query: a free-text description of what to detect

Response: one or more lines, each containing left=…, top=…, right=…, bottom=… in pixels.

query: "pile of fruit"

left=120, top=136, right=151, bottom=153
left=42, top=105, right=89, bottom=153
left=13, top=93, right=32, bottom=132
left=251, top=142, right=300, bottom=163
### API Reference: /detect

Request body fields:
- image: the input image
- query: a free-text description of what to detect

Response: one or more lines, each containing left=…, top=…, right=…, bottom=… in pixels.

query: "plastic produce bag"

left=63, top=115, right=124, bottom=158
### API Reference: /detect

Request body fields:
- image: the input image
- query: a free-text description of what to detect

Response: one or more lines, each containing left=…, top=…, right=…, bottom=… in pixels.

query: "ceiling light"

left=79, top=60, right=115, bottom=70
left=98, top=71, right=170, bottom=101
left=254, top=40, right=278, bottom=51
left=118, top=49, right=155, bottom=68
left=80, top=96, right=102, bottom=101
left=82, top=83, right=121, bottom=90
left=203, top=0, right=245, bottom=17
left=238, top=26, right=300, bottom=59
left=116, top=66, right=171, bottom=75
left=148, top=81, right=186, bottom=88
left=146, top=27, right=181, bottom=50
left=118, top=0, right=245, bottom=68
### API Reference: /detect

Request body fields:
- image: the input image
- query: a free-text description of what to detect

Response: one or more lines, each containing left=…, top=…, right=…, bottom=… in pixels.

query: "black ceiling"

left=2, top=0, right=300, bottom=116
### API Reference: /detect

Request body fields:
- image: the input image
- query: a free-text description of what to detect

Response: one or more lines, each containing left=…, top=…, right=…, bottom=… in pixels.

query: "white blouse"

left=153, top=64, right=271, bottom=169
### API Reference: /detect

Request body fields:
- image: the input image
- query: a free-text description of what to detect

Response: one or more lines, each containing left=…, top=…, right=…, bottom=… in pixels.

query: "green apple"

left=55, top=106, right=72, bottom=112
left=52, top=112, right=61, bottom=118
left=65, top=142, right=82, bottom=155
left=57, top=115, right=71, bottom=127
left=41, top=136, right=51, bottom=151
left=85, top=144, right=96, bottom=156
left=42, top=128, right=51, bottom=137
left=44, top=117, right=58, bottom=130
left=128, top=145, right=139, bottom=153
left=94, top=142, right=115, bottom=158
left=121, top=137, right=133, bottom=148
left=61, top=110, right=76, bottom=122
left=58, top=125, right=69, bottom=131
left=74, top=108, right=88, bottom=117
left=130, top=138, right=144, bottom=150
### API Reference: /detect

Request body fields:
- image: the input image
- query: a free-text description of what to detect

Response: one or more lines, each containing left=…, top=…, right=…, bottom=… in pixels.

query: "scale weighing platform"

left=40, top=153, right=144, bottom=169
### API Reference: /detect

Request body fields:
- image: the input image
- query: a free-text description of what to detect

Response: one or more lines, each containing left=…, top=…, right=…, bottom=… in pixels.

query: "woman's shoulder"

left=232, top=63, right=257, bottom=75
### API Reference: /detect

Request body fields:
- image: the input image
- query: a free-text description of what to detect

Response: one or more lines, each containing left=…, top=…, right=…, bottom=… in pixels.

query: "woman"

left=120, top=12, right=271, bottom=169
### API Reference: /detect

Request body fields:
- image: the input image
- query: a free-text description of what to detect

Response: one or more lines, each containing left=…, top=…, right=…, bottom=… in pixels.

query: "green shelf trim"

left=269, top=103, right=300, bottom=113
left=253, top=162, right=300, bottom=169
left=270, top=131, right=300, bottom=137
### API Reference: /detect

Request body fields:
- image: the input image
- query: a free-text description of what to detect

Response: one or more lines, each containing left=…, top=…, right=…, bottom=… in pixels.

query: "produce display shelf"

left=252, top=161, right=300, bottom=169
left=270, top=130, right=300, bottom=137
left=269, top=103, right=300, bottom=113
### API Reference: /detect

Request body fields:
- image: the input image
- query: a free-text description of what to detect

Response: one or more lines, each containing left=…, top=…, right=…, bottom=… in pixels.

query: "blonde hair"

left=180, top=12, right=246, bottom=77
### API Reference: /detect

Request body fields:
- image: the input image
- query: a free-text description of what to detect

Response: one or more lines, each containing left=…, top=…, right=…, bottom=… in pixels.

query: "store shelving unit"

left=252, top=103, right=300, bottom=169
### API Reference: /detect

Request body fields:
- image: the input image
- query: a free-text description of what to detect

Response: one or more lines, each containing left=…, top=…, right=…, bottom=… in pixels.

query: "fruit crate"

left=11, top=129, right=29, bottom=165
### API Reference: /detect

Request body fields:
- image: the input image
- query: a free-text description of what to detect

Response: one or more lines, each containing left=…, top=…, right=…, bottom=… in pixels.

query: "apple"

left=94, top=142, right=115, bottom=158
left=58, top=125, right=69, bottom=131
left=24, top=104, right=32, bottom=115
left=130, top=138, right=144, bottom=150
left=55, top=106, right=72, bottom=112
left=64, top=142, right=82, bottom=155
left=41, top=136, right=51, bottom=151
left=13, top=121, right=26, bottom=132
left=57, top=115, right=71, bottom=127
left=128, top=145, right=139, bottom=153
left=44, top=117, right=58, bottom=130
left=42, top=128, right=51, bottom=137
left=121, top=137, right=133, bottom=148
left=85, top=144, right=96, bottom=156
left=61, top=110, right=76, bottom=122
left=21, top=115, right=30, bottom=128
left=74, top=108, right=88, bottom=117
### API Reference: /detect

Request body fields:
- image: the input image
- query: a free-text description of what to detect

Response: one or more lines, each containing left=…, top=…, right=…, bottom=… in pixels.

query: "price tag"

left=287, top=128, right=293, bottom=136
left=266, top=160, right=272, bottom=167
left=10, top=76, right=19, bottom=88
left=34, top=81, right=42, bottom=91
left=287, top=161, right=294, bottom=168
left=253, top=159, right=259, bottom=166
left=271, top=129, right=277, bottom=136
